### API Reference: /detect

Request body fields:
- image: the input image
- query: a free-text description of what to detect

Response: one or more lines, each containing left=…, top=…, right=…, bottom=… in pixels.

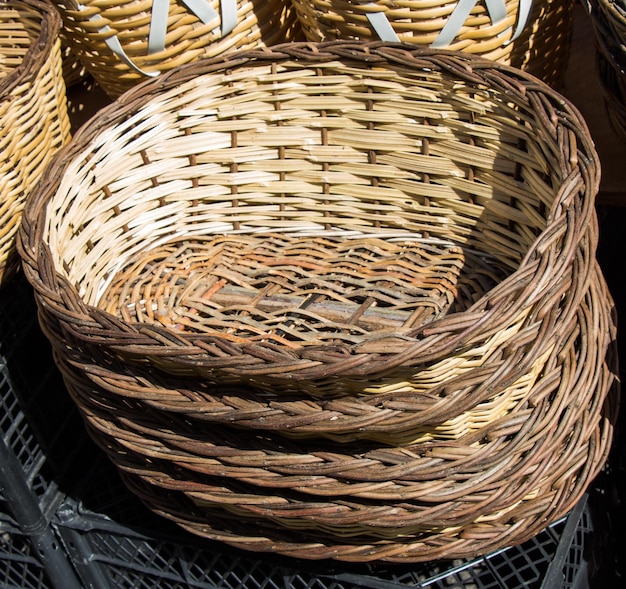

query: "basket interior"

left=45, top=58, right=560, bottom=343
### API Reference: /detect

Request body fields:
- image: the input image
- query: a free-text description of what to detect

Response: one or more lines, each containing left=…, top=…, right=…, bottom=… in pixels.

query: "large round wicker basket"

left=0, top=0, right=71, bottom=283
left=51, top=0, right=304, bottom=98
left=18, top=42, right=619, bottom=563
left=289, top=0, right=574, bottom=88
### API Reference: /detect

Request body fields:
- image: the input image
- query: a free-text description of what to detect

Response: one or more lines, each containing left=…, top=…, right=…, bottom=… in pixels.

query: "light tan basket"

left=52, top=0, right=304, bottom=98
left=0, top=0, right=71, bottom=283
left=290, top=0, right=574, bottom=88
left=17, top=42, right=619, bottom=562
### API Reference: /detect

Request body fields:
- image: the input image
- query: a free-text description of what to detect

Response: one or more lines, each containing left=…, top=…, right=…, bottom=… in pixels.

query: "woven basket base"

left=100, top=234, right=510, bottom=346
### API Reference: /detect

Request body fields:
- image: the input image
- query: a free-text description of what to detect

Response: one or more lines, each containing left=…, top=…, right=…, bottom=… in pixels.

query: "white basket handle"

left=79, top=0, right=238, bottom=77
left=365, top=0, right=533, bottom=48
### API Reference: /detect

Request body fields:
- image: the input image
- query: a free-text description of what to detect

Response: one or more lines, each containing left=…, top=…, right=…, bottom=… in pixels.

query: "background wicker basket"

left=289, top=0, right=574, bottom=89
left=18, top=42, right=619, bottom=562
left=51, top=0, right=304, bottom=98
left=0, top=0, right=71, bottom=284
left=586, top=0, right=626, bottom=142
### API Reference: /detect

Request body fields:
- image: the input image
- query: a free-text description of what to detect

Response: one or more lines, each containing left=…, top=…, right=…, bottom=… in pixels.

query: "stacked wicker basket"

left=50, top=0, right=576, bottom=98
left=0, top=0, right=71, bottom=283
left=17, top=43, right=619, bottom=562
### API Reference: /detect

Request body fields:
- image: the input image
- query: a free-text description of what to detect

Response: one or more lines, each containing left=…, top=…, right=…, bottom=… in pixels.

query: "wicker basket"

left=61, top=38, right=88, bottom=87
left=18, top=43, right=619, bottom=562
left=290, top=0, right=574, bottom=88
left=587, top=0, right=626, bottom=141
left=56, top=263, right=617, bottom=562
left=0, top=0, right=71, bottom=284
left=51, top=0, right=304, bottom=98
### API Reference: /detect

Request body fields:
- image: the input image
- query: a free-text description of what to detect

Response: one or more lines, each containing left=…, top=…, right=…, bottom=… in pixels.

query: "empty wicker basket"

left=289, top=0, right=575, bottom=89
left=18, top=42, right=619, bottom=563
left=0, top=0, right=71, bottom=283
left=51, top=0, right=304, bottom=98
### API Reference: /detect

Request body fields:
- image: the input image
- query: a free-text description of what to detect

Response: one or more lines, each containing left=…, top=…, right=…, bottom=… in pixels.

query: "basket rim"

left=17, top=41, right=601, bottom=379
left=0, top=0, right=62, bottom=97
left=73, top=40, right=593, bottom=129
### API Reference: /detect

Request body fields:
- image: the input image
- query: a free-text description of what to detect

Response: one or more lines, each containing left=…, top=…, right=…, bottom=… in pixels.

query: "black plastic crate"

left=0, top=360, right=69, bottom=522
left=0, top=272, right=88, bottom=521
left=0, top=513, right=54, bottom=589
left=52, top=453, right=606, bottom=589
left=0, top=273, right=90, bottom=588
left=1, top=508, right=85, bottom=589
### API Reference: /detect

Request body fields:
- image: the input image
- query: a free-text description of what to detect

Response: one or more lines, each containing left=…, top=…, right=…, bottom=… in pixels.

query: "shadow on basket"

left=586, top=0, right=626, bottom=142
left=16, top=42, right=621, bottom=563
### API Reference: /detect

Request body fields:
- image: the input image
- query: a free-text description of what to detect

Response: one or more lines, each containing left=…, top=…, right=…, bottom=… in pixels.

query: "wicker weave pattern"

left=0, top=0, right=71, bottom=283
left=24, top=50, right=596, bottom=392
left=17, top=43, right=619, bottom=562
left=290, top=0, right=574, bottom=88
left=48, top=262, right=618, bottom=561
left=52, top=0, right=304, bottom=97
left=587, top=0, right=626, bottom=141
left=100, top=235, right=511, bottom=345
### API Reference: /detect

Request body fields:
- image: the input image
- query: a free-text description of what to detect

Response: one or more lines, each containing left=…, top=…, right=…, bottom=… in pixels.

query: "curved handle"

left=79, top=0, right=238, bottom=77
left=364, top=0, right=533, bottom=48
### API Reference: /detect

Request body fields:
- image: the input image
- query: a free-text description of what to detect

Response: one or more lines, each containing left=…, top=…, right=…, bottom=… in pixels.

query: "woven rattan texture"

left=100, top=234, right=511, bottom=347
left=587, top=0, right=626, bottom=142
left=52, top=0, right=304, bottom=98
left=0, top=0, right=71, bottom=283
left=289, top=0, right=574, bottom=89
left=60, top=40, right=88, bottom=87
left=62, top=265, right=617, bottom=562
left=17, top=43, right=619, bottom=562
